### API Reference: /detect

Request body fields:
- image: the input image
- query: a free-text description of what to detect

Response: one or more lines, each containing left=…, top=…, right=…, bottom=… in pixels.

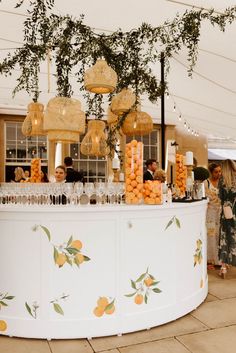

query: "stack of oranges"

left=175, top=153, right=187, bottom=196
left=125, top=140, right=143, bottom=204
left=30, top=158, right=41, bottom=183
left=143, top=180, right=162, bottom=204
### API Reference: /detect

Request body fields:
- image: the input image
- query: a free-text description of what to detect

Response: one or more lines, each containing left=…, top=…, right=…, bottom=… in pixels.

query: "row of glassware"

left=0, top=182, right=125, bottom=206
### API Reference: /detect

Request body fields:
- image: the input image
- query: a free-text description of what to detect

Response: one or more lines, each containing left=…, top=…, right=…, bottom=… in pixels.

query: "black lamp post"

left=160, top=52, right=165, bottom=170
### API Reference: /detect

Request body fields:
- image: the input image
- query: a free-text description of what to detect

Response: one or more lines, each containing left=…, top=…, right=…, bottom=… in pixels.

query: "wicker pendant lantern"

left=107, top=106, right=118, bottom=125
left=111, top=88, right=136, bottom=116
left=121, top=110, right=153, bottom=136
left=84, top=59, right=117, bottom=94
left=81, top=120, right=109, bottom=157
left=22, top=102, right=46, bottom=136
left=44, top=97, right=85, bottom=143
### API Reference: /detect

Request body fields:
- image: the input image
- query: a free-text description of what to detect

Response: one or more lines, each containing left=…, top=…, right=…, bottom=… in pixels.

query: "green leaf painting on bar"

left=164, top=216, right=181, bottom=231
left=194, top=239, right=203, bottom=267
left=125, top=268, right=162, bottom=305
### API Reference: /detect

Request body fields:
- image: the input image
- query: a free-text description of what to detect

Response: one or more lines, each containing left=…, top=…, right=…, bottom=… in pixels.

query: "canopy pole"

left=161, top=52, right=165, bottom=170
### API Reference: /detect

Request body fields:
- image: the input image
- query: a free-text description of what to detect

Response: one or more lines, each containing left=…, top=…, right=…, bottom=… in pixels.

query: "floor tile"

left=208, top=266, right=236, bottom=282
left=119, top=338, right=190, bottom=353
left=204, top=293, right=219, bottom=302
left=208, top=279, right=236, bottom=299
left=89, top=315, right=207, bottom=352
left=0, top=336, right=51, bottom=353
left=177, top=325, right=236, bottom=353
left=49, top=339, right=94, bottom=353
left=191, top=297, right=236, bottom=328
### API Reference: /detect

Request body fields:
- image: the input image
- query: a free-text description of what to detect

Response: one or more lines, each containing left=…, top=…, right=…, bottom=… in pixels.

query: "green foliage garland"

left=1, top=0, right=236, bottom=153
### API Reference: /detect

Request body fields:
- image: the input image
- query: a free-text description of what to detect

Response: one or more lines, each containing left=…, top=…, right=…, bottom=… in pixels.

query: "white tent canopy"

left=0, top=0, right=236, bottom=149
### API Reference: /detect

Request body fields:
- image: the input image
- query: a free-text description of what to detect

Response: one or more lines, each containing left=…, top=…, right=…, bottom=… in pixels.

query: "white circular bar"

left=0, top=201, right=208, bottom=339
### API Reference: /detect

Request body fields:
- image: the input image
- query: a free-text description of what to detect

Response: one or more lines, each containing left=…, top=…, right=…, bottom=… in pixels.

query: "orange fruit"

left=144, top=277, right=154, bottom=287
left=0, top=320, right=7, bottom=331
left=134, top=294, right=143, bottom=305
left=71, top=240, right=82, bottom=250
left=105, top=305, right=115, bottom=315
left=97, top=297, right=109, bottom=309
left=56, top=253, right=66, bottom=267
left=75, top=253, right=84, bottom=264
left=93, top=306, right=104, bottom=317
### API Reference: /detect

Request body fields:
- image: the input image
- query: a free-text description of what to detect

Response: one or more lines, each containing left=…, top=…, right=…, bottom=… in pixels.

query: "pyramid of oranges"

left=30, top=158, right=41, bottom=183
left=125, top=140, right=143, bottom=204
left=175, top=153, right=187, bottom=196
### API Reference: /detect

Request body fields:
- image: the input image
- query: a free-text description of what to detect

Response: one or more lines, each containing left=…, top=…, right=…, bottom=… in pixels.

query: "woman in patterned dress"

left=218, top=159, right=236, bottom=278
left=204, top=163, right=222, bottom=269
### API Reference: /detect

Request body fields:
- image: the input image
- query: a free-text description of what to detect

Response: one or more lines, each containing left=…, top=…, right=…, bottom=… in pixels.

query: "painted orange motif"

left=194, top=239, right=203, bottom=267
left=93, top=306, right=104, bottom=317
left=0, top=320, right=7, bottom=331
left=125, top=268, right=162, bottom=305
left=56, top=253, right=66, bottom=267
left=105, top=305, right=115, bottom=315
left=93, top=297, right=116, bottom=317
left=97, top=297, right=109, bottom=309
left=33, top=225, right=91, bottom=269
left=134, top=294, right=143, bottom=305
left=144, top=277, right=154, bottom=287
left=75, top=253, right=84, bottom=264
left=71, top=240, right=83, bottom=250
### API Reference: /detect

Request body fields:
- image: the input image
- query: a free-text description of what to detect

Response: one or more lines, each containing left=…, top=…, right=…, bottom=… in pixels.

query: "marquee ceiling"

left=0, top=0, right=236, bottom=149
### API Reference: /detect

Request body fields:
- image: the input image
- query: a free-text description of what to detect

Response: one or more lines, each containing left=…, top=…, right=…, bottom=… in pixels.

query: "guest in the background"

left=64, top=156, right=84, bottom=182
left=154, top=169, right=166, bottom=183
left=14, top=167, right=26, bottom=182
left=40, top=170, right=49, bottom=183
left=218, top=159, right=236, bottom=278
left=143, top=159, right=158, bottom=181
left=204, top=162, right=222, bottom=269
left=24, top=170, right=30, bottom=181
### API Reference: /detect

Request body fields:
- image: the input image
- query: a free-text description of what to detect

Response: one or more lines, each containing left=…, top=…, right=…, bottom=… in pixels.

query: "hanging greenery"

left=1, top=0, right=236, bottom=153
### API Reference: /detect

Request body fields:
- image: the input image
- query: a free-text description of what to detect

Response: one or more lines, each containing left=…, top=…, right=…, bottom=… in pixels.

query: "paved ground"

left=1, top=267, right=236, bottom=353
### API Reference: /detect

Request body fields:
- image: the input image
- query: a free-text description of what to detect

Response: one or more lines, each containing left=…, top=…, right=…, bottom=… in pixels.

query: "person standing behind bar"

left=64, top=156, right=84, bottom=183
left=143, top=159, right=158, bottom=181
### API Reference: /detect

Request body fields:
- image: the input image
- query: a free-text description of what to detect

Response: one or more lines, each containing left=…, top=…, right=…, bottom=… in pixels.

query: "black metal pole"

left=160, top=52, right=165, bottom=170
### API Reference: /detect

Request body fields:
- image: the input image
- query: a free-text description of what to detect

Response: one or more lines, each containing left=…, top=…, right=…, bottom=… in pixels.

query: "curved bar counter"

left=0, top=200, right=207, bottom=339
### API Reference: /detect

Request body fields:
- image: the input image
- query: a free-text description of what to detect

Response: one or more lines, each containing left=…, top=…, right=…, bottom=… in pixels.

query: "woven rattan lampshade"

left=84, top=59, right=117, bottom=94
left=44, top=97, right=85, bottom=143
left=111, top=88, right=136, bottom=116
left=22, top=102, right=46, bottom=136
left=121, top=110, right=153, bottom=136
left=81, top=120, right=109, bottom=157
left=107, top=106, right=118, bottom=125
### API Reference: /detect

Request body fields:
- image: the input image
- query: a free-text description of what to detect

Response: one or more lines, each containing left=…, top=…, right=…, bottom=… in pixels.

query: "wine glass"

left=116, top=182, right=125, bottom=204
left=106, top=182, right=115, bottom=204
left=73, top=182, right=84, bottom=205
left=84, top=182, right=95, bottom=205
left=95, top=182, right=105, bottom=205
